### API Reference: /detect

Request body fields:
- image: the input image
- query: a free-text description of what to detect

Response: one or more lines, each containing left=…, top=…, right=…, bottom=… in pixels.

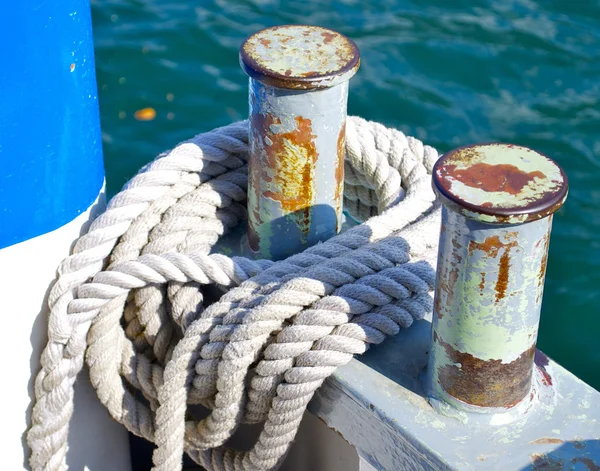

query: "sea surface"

left=91, top=0, right=600, bottom=390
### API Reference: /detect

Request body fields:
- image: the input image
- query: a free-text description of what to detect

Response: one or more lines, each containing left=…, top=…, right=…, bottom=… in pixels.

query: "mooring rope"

left=27, top=116, right=441, bottom=471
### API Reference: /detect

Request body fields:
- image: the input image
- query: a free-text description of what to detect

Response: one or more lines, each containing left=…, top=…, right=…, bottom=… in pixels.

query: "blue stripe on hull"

left=0, top=1, right=104, bottom=249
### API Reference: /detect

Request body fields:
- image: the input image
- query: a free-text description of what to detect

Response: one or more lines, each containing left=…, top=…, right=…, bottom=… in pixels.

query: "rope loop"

left=27, top=117, right=441, bottom=471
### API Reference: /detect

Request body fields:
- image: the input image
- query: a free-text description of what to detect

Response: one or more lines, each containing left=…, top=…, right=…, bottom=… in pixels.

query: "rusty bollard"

left=427, top=143, right=568, bottom=418
left=240, top=25, right=360, bottom=260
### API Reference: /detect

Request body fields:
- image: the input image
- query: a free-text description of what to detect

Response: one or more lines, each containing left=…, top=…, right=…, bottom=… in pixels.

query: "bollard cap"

left=433, top=143, right=568, bottom=224
left=240, top=25, right=360, bottom=90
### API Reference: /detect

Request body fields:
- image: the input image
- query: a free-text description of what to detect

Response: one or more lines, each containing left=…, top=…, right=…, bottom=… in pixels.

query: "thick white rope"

left=27, top=116, right=441, bottom=471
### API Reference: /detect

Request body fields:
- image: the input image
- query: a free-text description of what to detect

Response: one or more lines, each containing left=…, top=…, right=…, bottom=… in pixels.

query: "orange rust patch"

left=260, top=39, right=271, bottom=47
left=479, top=272, right=486, bottom=293
left=439, top=162, right=545, bottom=195
left=468, top=235, right=518, bottom=303
left=259, top=115, right=318, bottom=238
left=436, top=334, right=536, bottom=407
left=469, top=235, right=503, bottom=257
left=496, top=250, right=511, bottom=302
left=322, top=31, right=335, bottom=43
left=529, top=438, right=564, bottom=445
left=334, top=124, right=346, bottom=231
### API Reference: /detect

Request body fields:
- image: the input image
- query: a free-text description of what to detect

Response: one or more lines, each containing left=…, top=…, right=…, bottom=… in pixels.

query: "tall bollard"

left=240, top=25, right=360, bottom=260
left=427, top=143, right=568, bottom=416
left=0, top=2, right=131, bottom=469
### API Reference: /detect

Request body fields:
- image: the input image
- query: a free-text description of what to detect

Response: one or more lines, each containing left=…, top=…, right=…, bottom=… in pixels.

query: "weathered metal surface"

left=241, top=25, right=359, bottom=260
left=210, top=134, right=600, bottom=470
left=309, top=321, right=600, bottom=470
left=433, top=143, right=568, bottom=224
left=430, top=209, right=552, bottom=410
left=428, top=143, right=568, bottom=414
left=240, top=25, right=360, bottom=90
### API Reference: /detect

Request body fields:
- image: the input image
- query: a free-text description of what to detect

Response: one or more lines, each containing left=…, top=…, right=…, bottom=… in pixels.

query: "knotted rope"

left=27, top=116, right=441, bottom=471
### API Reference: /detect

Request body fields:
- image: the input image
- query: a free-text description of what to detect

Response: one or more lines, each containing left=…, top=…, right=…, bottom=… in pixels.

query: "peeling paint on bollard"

left=240, top=25, right=359, bottom=260
left=428, top=143, right=568, bottom=414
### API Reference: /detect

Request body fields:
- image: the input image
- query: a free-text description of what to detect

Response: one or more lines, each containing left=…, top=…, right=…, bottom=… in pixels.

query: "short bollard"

left=240, top=25, right=360, bottom=260
left=427, top=143, right=568, bottom=415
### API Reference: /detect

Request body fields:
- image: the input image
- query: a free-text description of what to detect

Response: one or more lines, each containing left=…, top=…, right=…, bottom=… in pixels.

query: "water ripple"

left=92, top=0, right=600, bottom=389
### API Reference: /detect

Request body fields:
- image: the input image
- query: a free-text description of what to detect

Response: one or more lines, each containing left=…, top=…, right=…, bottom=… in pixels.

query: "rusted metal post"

left=427, top=143, right=568, bottom=416
left=240, top=25, right=360, bottom=260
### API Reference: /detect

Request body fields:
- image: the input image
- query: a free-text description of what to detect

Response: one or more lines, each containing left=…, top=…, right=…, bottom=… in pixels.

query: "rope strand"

left=27, top=117, right=441, bottom=471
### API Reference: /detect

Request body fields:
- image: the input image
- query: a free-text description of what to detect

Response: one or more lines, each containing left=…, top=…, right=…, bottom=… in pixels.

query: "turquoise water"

left=91, top=0, right=600, bottom=390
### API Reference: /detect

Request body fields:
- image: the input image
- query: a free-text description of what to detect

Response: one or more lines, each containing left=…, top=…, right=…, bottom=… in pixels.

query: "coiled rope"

left=27, top=116, right=441, bottom=471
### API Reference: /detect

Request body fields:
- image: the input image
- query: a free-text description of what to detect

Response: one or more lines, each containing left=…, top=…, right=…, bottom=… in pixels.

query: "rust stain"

left=530, top=438, right=564, bottom=445
left=468, top=235, right=516, bottom=257
left=284, top=69, right=292, bottom=76
left=437, top=231, right=465, bottom=317
left=526, top=198, right=565, bottom=222
left=299, top=70, right=321, bottom=78
left=530, top=453, right=564, bottom=470
left=334, top=124, right=346, bottom=232
left=70, top=63, right=76, bottom=72
left=537, top=222, right=552, bottom=302
left=259, top=115, right=318, bottom=240
left=241, top=25, right=360, bottom=91
left=496, top=250, right=511, bottom=302
left=538, top=245, right=549, bottom=300
left=322, top=31, right=335, bottom=43
left=435, top=334, right=536, bottom=407
left=468, top=235, right=518, bottom=303
left=248, top=109, right=282, bottom=251
left=439, top=162, right=545, bottom=195
left=447, top=268, right=459, bottom=305
left=535, top=350, right=553, bottom=387
left=451, top=237, right=462, bottom=250
left=434, top=291, right=443, bottom=319
left=479, top=272, right=486, bottom=293
left=572, top=458, right=600, bottom=471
